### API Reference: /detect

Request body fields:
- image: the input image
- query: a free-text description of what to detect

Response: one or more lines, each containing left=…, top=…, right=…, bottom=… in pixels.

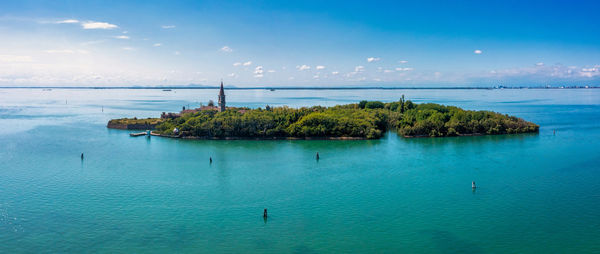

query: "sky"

left=0, top=0, right=599, bottom=87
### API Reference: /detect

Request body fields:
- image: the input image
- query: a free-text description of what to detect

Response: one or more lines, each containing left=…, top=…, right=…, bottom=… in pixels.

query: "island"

left=107, top=97, right=539, bottom=139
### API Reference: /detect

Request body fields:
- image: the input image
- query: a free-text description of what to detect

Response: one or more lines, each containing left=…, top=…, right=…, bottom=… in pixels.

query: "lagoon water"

left=1, top=88, right=599, bottom=253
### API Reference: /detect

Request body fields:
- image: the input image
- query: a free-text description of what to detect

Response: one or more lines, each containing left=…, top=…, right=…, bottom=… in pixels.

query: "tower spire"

left=218, top=80, right=226, bottom=112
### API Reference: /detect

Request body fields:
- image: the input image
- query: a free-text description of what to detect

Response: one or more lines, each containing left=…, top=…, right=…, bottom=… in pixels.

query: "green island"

left=108, top=97, right=538, bottom=139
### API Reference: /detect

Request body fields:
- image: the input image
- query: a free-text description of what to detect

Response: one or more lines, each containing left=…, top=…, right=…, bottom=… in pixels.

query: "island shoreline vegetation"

left=107, top=98, right=539, bottom=139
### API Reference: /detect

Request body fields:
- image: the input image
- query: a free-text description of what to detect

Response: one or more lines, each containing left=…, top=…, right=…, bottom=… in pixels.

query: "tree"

left=208, top=100, right=215, bottom=107
left=358, top=100, right=368, bottom=109
left=400, top=95, right=405, bottom=113
left=365, top=101, right=384, bottom=109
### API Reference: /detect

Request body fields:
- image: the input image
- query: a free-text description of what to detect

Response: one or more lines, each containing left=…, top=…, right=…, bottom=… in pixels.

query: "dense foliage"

left=152, top=99, right=538, bottom=139
left=156, top=105, right=387, bottom=139
left=393, top=103, right=539, bottom=137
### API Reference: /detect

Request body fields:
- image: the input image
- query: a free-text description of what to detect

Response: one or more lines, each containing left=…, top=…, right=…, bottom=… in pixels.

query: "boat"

left=162, top=89, right=172, bottom=91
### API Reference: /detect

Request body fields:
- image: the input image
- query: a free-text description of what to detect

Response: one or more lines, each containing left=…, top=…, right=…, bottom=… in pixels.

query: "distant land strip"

left=1, top=86, right=598, bottom=90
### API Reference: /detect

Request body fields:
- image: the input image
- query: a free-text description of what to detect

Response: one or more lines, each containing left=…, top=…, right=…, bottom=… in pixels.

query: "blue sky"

left=0, top=0, right=599, bottom=87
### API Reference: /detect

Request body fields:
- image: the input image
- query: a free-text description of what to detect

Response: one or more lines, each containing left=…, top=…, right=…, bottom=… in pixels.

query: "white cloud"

left=267, top=69, right=276, bottom=73
left=316, top=65, right=326, bottom=70
left=153, top=43, right=162, bottom=47
left=220, top=46, right=233, bottom=52
left=289, top=77, right=295, bottom=80
left=367, top=57, right=380, bottom=63
left=243, top=61, right=252, bottom=66
left=174, top=51, right=180, bottom=55
left=254, top=66, right=265, bottom=77
left=122, top=47, right=135, bottom=51
left=114, top=35, right=129, bottom=39
left=233, top=62, right=242, bottom=66
left=480, top=64, right=600, bottom=82
left=536, top=62, right=544, bottom=66
left=254, top=66, right=264, bottom=75
left=580, top=67, right=599, bottom=78
left=384, top=69, right=394, bottom=73
left=297, top=65, right=311, bottom=71
left=56, top=19, right=79, bottom=24
left=313, top=75, right=320, bottom=79
left=346, top=66, right=365, bottom=78
left=228, top=73, right=237, bottom=77
left=398, top=60, right=408, bottom=64
left=161, top=25, right=176, bottom=29
left=0, top=55, right=32, bottom=62
left=474, top=49, right=482, bottom=54
left=331, top=71, right=339, bottom=75
left=395, top=67, right=414, bottom=71
left=82, top=21, right=118, bottom=29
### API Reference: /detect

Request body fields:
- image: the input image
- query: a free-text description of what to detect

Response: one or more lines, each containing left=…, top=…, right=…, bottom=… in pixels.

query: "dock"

left=130, top=130, right=152, bottom=137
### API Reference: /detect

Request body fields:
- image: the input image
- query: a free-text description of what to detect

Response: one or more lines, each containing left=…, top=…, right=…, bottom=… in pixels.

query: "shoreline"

left=129, top=130, right=537, bottom=140
left=147, top=131, right=367, bottom=140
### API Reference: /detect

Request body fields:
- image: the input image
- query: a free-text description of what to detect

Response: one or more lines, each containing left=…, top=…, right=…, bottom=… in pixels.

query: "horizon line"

left=0, top=86, right=598, bottom=90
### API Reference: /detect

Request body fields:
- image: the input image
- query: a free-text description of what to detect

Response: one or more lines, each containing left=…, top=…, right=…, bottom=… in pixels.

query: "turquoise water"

left=1, top=88, right=599, bottom=253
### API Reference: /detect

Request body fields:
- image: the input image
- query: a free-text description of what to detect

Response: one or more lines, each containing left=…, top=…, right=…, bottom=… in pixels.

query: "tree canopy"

left=150, top=99, right=538, bottom=139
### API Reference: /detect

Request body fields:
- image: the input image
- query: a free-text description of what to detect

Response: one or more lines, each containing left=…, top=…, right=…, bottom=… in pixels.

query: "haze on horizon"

left=0, top=0, right=599, bottom=87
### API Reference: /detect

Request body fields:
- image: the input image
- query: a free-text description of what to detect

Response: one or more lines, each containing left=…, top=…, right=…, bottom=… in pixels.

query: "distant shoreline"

left=1, top=86, right=598, bottom=90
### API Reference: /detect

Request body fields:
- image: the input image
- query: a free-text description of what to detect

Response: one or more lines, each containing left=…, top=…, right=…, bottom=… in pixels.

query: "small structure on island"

left=161, top=112, right=180, bottom=119
left=263, top=208, right=268, bottom=218
left=218, top=81, right=226, bottom=112
left=81, top=153, right=84, bottom=160
left=316, top=152, right=320, bottom=161
left=159, top=81, right=228, bottom=120
left=472, top=181, right=477, bottom=189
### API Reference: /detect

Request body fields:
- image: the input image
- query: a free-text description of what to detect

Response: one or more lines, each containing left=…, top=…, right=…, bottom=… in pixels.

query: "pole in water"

left=316, top=152, right=320, bottom=161
left=553, top=129, right=556, bottom=135
left=81, top=153, right=84, bottom=160
left=209, top=157, right=213, bottom=164
left=472, top=181, right=476, bottom=189
left=263, top=208, right=268, bottom=218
